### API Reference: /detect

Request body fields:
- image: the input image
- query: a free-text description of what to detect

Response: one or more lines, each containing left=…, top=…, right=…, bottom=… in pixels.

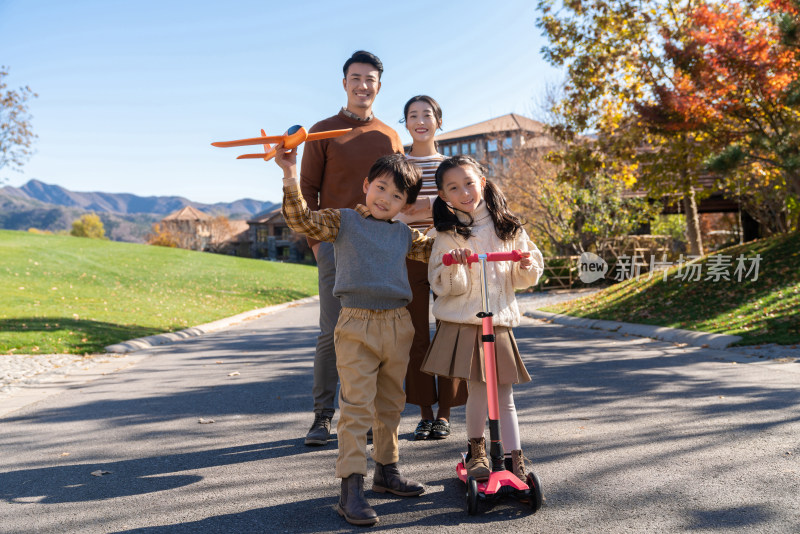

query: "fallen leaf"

left=91, top=470, right=111, bottom=477
left=228, top=371, right=240, bottom=377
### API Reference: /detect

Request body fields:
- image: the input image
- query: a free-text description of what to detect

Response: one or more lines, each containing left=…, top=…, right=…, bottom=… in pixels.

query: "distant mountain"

left=4, top=179, right=277, bottom=218
left=0, top=180, right=278, bottom=243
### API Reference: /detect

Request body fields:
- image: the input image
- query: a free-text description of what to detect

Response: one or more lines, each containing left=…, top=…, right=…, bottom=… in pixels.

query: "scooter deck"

left=457, top=455, right=529, bottom=494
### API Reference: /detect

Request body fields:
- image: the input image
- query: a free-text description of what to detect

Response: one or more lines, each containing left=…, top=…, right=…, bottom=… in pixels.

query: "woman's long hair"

left=432, top=155, right=522, bottom=242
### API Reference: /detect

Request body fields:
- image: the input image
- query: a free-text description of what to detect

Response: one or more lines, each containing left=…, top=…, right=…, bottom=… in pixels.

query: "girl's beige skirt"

left=421, top=321, right=531, bottom=385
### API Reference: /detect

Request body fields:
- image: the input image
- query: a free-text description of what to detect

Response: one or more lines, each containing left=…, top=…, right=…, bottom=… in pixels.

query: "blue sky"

left=0, top=0, right=563, bottom=204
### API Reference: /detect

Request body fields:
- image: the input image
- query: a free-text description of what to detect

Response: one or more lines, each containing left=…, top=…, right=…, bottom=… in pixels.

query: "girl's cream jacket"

left=428, top=201, right=544, bottom=327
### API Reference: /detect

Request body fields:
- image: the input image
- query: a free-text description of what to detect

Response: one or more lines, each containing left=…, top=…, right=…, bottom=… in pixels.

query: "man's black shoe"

left=304, top=413, right=332, bottom=446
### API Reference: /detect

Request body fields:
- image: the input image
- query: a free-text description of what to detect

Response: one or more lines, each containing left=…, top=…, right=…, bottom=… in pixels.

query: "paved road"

left=1, top=298, right=799, bottom=533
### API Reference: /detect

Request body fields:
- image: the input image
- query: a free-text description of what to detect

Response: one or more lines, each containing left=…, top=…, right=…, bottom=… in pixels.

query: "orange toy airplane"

left=212, top=125, right=352, bottom=161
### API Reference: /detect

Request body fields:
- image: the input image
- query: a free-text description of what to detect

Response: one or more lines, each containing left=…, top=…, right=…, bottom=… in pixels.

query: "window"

left=470, top=142, right=477, bottom=154
left=461, top=143, right=469, bottom=154
left=487, top=139, right=498, bottom=152
left=503, top=136, right=513, bottom=149
left=451, top=144, right=458, bottom=155
left=281, top=227, right=291, bottom=240
left=443, top=145, right=450, bottom=156
left=256, top=228, right=269, bottom=242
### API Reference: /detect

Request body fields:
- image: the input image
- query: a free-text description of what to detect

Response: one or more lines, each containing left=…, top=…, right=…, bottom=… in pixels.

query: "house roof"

left=162, top=205, right=211, bottom=221
left=434, top=113, right=547, bottom=142
left=247, top=207, right=285, bottom=225
left=223, top=220, right=251, bottom=243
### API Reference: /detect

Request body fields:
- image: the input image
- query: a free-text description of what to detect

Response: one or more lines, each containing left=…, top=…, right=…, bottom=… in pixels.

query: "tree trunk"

left=682, top=188, right=704, bottom=256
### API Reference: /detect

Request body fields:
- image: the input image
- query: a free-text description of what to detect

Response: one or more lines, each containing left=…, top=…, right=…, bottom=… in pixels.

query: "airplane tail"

left=235, top=129, right=277, bottom=161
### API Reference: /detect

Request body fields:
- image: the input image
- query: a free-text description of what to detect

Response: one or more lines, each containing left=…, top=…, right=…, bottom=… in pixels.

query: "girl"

left=397, top=95, right=468, bottom=441
left=422, top=154, right=544, bottom=481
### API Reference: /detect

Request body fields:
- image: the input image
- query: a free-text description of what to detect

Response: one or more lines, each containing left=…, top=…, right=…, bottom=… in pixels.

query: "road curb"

left=104, top=295, right=320, bottom=354
left=525, top=309, right=742, bottom=349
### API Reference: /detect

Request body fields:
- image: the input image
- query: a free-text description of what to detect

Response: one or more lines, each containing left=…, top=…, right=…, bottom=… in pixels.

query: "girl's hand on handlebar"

left=519, top=251, right=533, bottom=270
left=447, top=247, right=472, bottom=265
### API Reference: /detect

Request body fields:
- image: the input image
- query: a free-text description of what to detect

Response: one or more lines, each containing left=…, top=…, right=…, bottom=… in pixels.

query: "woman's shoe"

left=429, top=418, right=450, bottom=439
left=414, top=419, right=433, bottom=440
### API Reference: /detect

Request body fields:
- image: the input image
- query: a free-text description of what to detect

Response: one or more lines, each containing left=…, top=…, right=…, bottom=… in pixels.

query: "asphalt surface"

left=1, top=297, right=799, bottom=533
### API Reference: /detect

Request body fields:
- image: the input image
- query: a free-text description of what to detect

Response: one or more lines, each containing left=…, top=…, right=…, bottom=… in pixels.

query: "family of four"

left=273, top=50, right=544, bottom=526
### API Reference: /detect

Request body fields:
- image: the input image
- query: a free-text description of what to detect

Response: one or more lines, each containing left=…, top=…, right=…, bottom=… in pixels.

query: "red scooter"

left=443, top=250, right=544, bottom=515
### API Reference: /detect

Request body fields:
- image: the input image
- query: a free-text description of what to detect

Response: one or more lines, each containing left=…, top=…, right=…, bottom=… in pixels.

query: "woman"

left=397, top=95, right=468, bottom=440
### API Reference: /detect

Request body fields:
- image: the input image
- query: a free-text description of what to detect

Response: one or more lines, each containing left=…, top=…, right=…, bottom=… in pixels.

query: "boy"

left=276, top=145, right=431, bottom=527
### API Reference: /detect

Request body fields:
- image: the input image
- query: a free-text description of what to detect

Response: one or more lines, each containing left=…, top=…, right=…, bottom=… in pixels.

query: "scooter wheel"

left=526, top=472, right=544, bottom=513
left=466, top=476, right=479, bottom=515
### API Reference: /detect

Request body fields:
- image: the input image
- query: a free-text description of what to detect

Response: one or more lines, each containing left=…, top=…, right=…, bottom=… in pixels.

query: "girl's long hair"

left=432, top=155, right=523, bottom=242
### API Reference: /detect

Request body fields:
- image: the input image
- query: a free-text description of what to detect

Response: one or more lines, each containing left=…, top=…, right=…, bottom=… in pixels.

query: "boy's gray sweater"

left=333, top=209, right=413, bottom=310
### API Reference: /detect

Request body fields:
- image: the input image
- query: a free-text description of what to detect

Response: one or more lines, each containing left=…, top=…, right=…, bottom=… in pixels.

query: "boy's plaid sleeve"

left=407, top=228, right=434, bottom=263
left=281, top=183, right=340, bottom=243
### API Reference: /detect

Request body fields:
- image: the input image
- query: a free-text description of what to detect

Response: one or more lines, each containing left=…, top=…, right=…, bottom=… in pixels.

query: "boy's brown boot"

left=372, top=462, right=424, bottom=496
left=511, top=449, right=528, bottom=480
left=465, top=437, right=491, bottom=481
left=337, top=474, right=378, bottom=526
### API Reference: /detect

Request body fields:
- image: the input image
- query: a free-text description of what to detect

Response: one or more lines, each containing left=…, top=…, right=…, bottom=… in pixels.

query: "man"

left=300, top=50, right=404, bottom=446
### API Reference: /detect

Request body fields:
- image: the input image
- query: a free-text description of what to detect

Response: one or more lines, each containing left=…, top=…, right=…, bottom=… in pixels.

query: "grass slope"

left=544, top=232, right=800, bottom=345
left=0, top=230, right=318, bottom=354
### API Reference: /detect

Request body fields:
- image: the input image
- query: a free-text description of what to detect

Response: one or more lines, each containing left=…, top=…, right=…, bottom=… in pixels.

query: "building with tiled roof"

left=247, top=208, right=312, bottom=262
left=405, top=113, right=557, bottom=175
left=161, top=206, right=211, bottom=222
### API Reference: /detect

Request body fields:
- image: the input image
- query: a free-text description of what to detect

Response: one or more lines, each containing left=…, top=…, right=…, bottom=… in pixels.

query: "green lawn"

left=0, top=230, right=318, bottom=354
left=543, top=232, right=800, bottom=346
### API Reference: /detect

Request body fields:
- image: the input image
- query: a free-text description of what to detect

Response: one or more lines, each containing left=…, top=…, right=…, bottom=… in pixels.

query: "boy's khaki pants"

left=334, top=306, right=413, bottom=479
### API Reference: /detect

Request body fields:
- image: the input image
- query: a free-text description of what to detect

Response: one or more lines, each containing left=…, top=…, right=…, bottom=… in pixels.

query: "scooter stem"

left=478, top=255, right=505, bottom=471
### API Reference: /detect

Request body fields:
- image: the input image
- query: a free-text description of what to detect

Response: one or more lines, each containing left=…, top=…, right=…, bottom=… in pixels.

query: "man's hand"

left=274, top=142, right=298, bottom=181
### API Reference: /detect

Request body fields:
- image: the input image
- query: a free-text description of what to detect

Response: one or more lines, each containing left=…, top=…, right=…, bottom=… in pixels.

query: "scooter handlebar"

left=442, top=249, right=523, bottom=266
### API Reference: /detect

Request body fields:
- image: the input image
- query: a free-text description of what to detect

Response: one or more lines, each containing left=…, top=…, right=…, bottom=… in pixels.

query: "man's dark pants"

left=314, top=241, right=340, bottom=417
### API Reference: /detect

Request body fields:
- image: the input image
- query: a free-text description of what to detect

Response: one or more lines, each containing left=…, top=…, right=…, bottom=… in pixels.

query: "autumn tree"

left=636, top=0, right=800, bottom=233
left=538, top=0, right=800, bottom=249
left=493, top=86, right=663, bottom=255
left=146, top=222, right=180, bottom=247
left=71, top=213, right=106, bottom=239
left=497, top=141, right=662, bottom=256
left=0, top=66, right=38, bottom=181
left=206, top=215, right=235, bottom=253
left=536, top=0, right=730, bottom=255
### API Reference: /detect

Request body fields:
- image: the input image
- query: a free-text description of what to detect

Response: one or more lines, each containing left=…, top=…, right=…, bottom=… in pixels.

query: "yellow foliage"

left=70, top=213, right=106, bottom=239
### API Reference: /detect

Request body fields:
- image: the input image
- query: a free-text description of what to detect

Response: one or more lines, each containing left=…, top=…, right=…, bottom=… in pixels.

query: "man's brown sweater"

left=300, top=109, right=404, bottom=246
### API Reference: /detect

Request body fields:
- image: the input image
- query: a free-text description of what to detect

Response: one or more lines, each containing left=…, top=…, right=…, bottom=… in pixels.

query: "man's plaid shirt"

left=281, top=182, right=433, bottom=262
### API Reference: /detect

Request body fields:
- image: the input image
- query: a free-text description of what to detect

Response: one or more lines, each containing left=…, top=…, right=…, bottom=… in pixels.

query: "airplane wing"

left=211, top=134, right=285, bottom=148
left=306, top=128, right=352, bottom=141
left=236, top=151, right=278, bottom=161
